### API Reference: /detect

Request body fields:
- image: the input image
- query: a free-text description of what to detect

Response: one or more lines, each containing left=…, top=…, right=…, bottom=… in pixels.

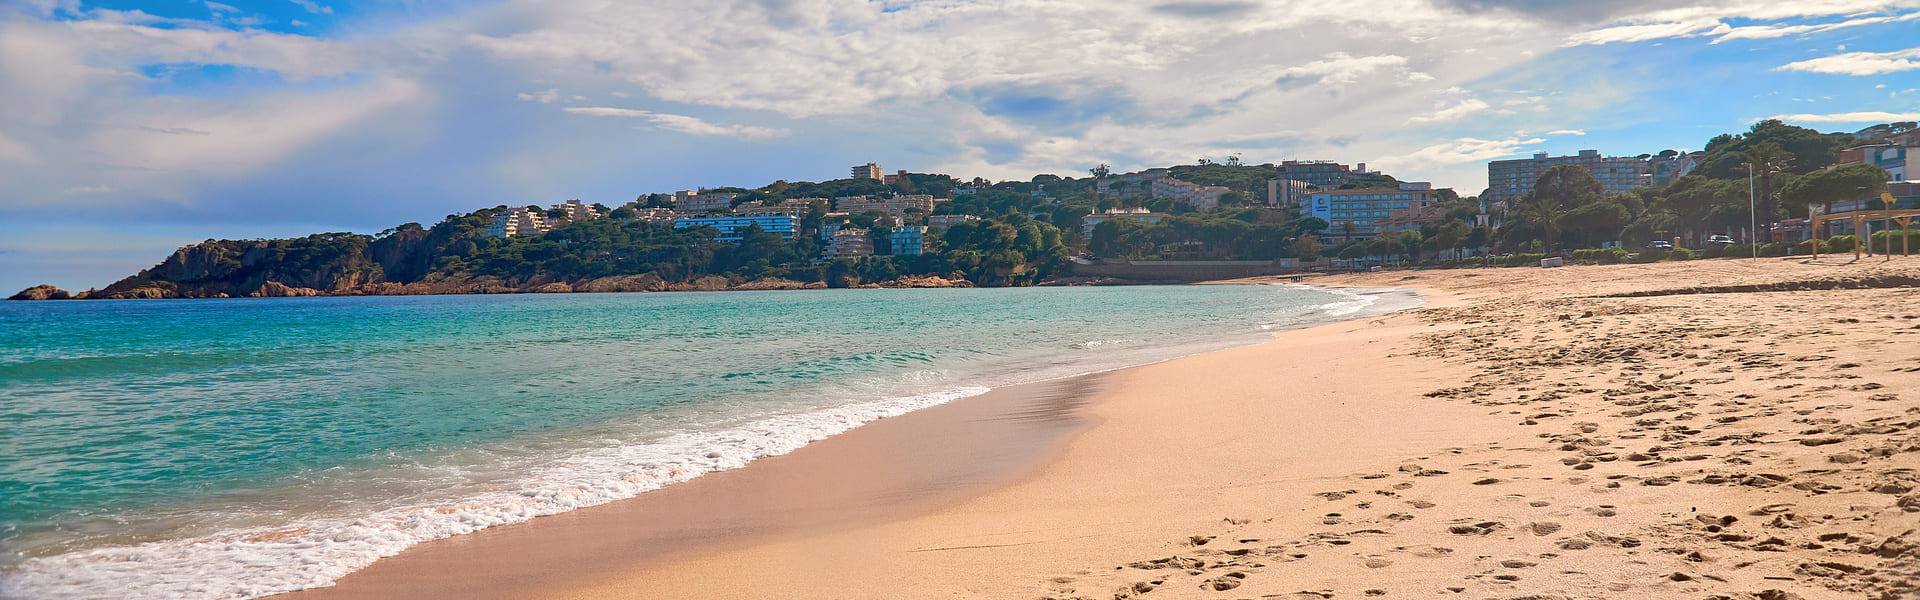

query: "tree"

left=1743, top=141, right=1794, bottom=228
left=1524, top=165, right=1602, bottom=251
left=1782, top=164, right=1891, bottom=218
left=1433, top=220, right=1468, bottom=261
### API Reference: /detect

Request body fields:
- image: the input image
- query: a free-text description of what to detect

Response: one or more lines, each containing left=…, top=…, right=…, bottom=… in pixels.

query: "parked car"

left=1707, top=235, right=1737, bottom=246
left=1647, top=241, right=1674, bottom=249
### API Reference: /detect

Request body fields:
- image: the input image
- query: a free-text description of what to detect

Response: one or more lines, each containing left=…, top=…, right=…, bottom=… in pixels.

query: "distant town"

left=12, top=119, right=1918, bottom=300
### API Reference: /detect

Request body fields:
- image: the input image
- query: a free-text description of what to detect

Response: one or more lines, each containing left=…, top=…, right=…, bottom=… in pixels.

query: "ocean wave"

left=3, top=387, right=987, bottom=600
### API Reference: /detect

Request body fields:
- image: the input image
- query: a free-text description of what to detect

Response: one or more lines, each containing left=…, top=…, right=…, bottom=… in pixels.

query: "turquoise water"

left=0, top=285, right=1403, bottom=599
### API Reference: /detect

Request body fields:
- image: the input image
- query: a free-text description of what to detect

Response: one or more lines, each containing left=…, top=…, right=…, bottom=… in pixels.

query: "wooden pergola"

left=1810, top=192, right=1920, bottom=260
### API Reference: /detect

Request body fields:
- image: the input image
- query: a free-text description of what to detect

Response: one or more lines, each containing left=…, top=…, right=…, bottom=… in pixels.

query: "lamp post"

left=1744, top=162, right=1784, bottom=260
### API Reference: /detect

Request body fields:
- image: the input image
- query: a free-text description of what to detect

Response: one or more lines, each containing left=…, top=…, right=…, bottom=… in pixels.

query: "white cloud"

left=1373, top=136, right=1546, bottom=173
left=1407, top=98, right=1489, bottom=124
left=516, top=88, right=560, bottom=103
left=204, top=2, right=238, bottom=13
left=1546, top=129, right=1587, bottom=135
left=286, top=0, right=332, bottom=15
left=1767, top=111, right=1920, bottom=123
left=563, top=107, right=789, bottom=141
left=1564, top=3, right=1920, bottom=46
left=1777, top=47, right=1920, bottom=75
left=65, top=185, right=119, bottom=193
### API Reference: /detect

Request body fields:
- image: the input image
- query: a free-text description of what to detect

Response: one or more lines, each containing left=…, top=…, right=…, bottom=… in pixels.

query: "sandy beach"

left=285, top=258, right=1919, bottom=600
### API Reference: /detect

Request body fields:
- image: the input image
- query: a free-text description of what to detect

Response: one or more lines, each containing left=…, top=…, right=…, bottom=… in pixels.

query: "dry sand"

left=292, top=257, right=1920, bottom=600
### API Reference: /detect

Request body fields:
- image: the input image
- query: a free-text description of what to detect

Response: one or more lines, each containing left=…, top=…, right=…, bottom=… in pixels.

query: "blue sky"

left=2, top=0, right=1918, bottom=293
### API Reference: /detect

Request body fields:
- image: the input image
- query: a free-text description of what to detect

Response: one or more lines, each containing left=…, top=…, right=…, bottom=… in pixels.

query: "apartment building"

left=672, top=215, right=798, bottom=242
left=1487, top=150, right=1649, bottom=205
left=1648, top=152, right=1701, bottom=188
left=1840, top=143, right=1917, bottom=181
left=483, top=207, right=550, bottom=238
left=1150, top=178, right=1230, bottom=210
left=1274, top=160, right=1352, bottom=188
left=835, top=195, right=938, bottom=218
left=851, top=163, right=883, bottom=180
left=552, top=199, right=600, bottom=222
left=737, top=198, right=821, bottom=218
left=1301, top=183, right=1445, bottom=241
left=889, top=226, right=929, bottom=256
left=673, top=190, right=738, bottom=214
left=1266, top=178, right=1313, bottom=207
left=823, top=227, right=874, bottom=258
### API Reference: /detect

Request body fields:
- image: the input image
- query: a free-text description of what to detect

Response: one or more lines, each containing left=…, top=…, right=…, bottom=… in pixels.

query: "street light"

left=1744, top=162, right=1783, bottom=260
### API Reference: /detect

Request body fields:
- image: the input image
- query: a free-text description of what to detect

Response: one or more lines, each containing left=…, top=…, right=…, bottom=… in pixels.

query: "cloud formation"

left=563, top=107, right=790, bottom=140
left=1768, top=111, right=1920, bottom=123
left=1778, top=47, right=1920, bottom=75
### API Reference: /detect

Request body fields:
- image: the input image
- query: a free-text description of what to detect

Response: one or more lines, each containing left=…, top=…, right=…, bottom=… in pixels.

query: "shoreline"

left=258, top=284, right=1416, bottom=600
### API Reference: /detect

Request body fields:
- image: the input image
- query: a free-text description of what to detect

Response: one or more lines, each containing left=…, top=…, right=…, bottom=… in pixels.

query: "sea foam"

left=5, top=387, right=986, bottom=600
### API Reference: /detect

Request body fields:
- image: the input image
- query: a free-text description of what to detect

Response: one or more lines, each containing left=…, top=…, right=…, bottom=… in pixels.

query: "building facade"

left=889, top=226, right=929, bottom=255
left=553, top=199, right=600, bottom=222
left=1301, top=184, right=1445, bottom=241
left=1150, top=178, right=1230, bottom=210
left=823, top=228, right=874, bottom=258
left=835, top=195, right=939, bottom=218
left=672, top=215, right=798, bottom=242
left=673, top=190, right=738, bottom=214
left=1274, top=160, right=1352, bottom=188
left=1487, top=150, right=1649, bottom=205
left=1840, top=144, right=1917, bottom=181
left=927, top=214, right=980, bottom=229
left=1266, top=178, right=1312, bottom=207
left=852, top=163, right=883, bottom=180
left=483, top=207, right=551, bottom=238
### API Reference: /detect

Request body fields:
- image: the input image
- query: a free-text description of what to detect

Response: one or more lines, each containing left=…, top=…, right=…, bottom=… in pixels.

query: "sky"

left=2, top=0, right=1918, bottom=293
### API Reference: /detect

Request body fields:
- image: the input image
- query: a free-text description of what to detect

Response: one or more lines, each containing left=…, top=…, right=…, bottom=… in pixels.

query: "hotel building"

left=851, top=163, right=883, bottom=180
left=889, top=226, right=929, bottom=255
left=673, top=190, right=738, bottom=214
left=1274, top=160, right=1352, bottom=188
left=1301, top=183, right=1445, bottom=241
left=835, top=195, right=939, bottom=218
left=1487, top=150, right=1649, bottom=205
left=673, top=215, right=799, bottom=242
left=823, top=228, right=874, bottom=258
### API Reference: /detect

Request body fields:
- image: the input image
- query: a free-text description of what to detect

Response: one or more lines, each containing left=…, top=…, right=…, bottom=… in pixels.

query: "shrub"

left=1758, top=242, right=1789, bottom=257
left=1631, top=247, right=1669, bottom=263
left=1668, top=247, right=1694, bottom=261
left=1871, top=229, right=1920, bottom=254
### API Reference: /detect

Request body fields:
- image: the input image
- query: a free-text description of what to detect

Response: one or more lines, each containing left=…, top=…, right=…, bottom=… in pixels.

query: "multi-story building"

left=672, top=215, right=798, bottom=242
left=835, top=195, right=939, bottom=218
left=889, top=226, right=929, bottom=255
left=1301, top=183, right=1445, bottom=241
left=881, top=170, right=911, bottom=185
left=823, top=227, right=874, bottom=258
left=1081, top=208, right=1169, bottom=238
left=1150, top=178, right=1230, bottom=210
left=852, top=163, right=883, bottom=180
left=673, top=190, right=738, bottom=214
left=623, top=207, right=678, bottom=224
left=552, top=199, right=601, bottom=222
left=1487, top=150, right=1649, bottom=205
left=927, top=214, right=980, bottom=230
left=737, top=198, right=820, bottom=218
left=1274, top=160, right=1352, bottom=188
left=483, top=207, right=550, bottom=238
left=1266, top=178, right=1313, bottom=207
left=1839, top=143, right=1917, bottom=181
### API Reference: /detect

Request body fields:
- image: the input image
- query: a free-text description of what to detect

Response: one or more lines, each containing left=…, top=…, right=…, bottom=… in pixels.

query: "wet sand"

left=281, top=374, right=1109, bottom=600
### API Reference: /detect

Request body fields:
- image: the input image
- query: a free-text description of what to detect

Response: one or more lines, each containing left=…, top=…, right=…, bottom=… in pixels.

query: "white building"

left=484, top=207, right=551, bottom=238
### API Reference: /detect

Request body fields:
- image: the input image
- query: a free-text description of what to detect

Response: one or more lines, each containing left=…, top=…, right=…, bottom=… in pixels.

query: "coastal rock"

left=528, top=282, right=574, bottom=293
left=8, top=284, right=71, bottom=300
left=883, top=275, right=975, bottom=288
left=253, top=281, right=323, bottom=297
left=573, top=274, right=668, bottom=293
left=669, top=275, right=733, bottom=292
left=731, top=278, right=811, bottom=291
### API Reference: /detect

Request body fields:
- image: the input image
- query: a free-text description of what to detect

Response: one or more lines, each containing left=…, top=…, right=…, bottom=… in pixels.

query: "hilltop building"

left=738, top=198, right=821, bottom=217
left=673, top=190, right=738, bottom=214
left=1274, top=160, right=1353, bottom=188
left=1487, top=150, right=1649, bottom=205
left=552, top=199, right=600, bottom=222
left=1301, top=183, right=1446, bottom=241
left=1094, top=168, right=1229, bottom=209
left=1839, top=143, right=1917, bottom=181
left=882, top=170, right=911, bottom=185
left=1648, top=152, right=1701, bottom=188
left=483, top=207, right=551, bottom=238
left=852, top=163, right=883, bottom=180
left=1266, top=178, right=1312, bottom=207
left=835, top=195, right=938, bottom=218
left=672, top=215, right=798, bottom=242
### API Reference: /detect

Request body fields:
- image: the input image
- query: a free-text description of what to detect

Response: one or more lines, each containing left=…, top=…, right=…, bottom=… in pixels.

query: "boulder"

left=574, top=274, right=668, bottom=293
left=8, top=284, right=71, bottom=300
left=528, top=282, right=574, bottom=293
left=253, top=281, right=323, bottom=297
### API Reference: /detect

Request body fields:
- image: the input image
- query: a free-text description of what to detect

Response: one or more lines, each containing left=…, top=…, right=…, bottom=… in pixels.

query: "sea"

left=0, top=284, right=1414, bottom=600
